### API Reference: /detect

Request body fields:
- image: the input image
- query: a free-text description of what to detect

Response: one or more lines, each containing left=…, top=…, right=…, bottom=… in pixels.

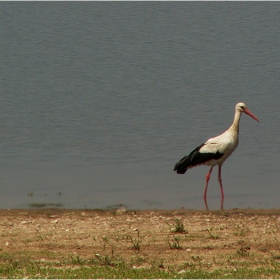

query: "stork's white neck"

left=229, top=109, right=242, bottom=132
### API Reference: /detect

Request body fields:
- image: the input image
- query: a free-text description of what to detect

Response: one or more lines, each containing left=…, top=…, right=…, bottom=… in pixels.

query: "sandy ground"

left=0, top=208, right=280, bottom=271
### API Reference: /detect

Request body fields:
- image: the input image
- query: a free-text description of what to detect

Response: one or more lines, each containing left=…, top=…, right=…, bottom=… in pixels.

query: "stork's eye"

left=240, top=106, right=245, bottom=109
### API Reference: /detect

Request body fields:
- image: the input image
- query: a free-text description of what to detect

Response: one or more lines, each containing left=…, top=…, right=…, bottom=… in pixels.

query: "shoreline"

left=1, top=207, right=280, bottom=215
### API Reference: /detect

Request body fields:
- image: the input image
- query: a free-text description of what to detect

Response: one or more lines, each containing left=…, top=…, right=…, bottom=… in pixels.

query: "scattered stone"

left=116, top=208, right=127, bottom=215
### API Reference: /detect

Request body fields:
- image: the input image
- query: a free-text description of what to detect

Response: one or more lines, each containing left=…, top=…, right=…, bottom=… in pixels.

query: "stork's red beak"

left=244, top=108, right=260, bottom=122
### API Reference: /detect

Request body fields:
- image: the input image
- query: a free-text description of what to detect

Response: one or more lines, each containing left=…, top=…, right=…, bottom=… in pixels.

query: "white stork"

left=174, top=102, right=259, bottom=210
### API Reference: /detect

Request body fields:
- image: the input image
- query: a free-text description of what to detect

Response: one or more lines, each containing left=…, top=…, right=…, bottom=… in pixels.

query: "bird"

left=174, top=102, right=259, bottom=210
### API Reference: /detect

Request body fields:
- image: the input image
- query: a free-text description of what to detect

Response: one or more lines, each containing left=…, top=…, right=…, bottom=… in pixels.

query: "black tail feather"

left=174, top=143, right=205, bottom=174
left=174, top=155, right=191, bottom=174
left=174, top=142, right=224, bottom=174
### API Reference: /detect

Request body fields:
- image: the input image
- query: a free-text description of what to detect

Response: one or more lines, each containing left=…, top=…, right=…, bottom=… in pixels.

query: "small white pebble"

left=116, top=209, right=127, bottom=215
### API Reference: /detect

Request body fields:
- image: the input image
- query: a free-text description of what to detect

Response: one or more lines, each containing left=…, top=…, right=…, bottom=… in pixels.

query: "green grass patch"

left=0, top=253, right=279, bottom=279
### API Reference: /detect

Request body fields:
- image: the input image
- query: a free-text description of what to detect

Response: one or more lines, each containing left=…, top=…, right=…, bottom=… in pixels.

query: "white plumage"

left=174, top=102, right=259, bottom=210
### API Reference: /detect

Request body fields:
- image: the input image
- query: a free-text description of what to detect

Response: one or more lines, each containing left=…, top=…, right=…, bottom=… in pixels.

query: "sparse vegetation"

left=167, top=235, right=183, bottom=249
left=129, top=229, right=141, bottom=251
left=170, top=217, right=187, bottom=233
left=206, top=227, right=219, bottom=239
left=0, top=209, right=279, bottom=278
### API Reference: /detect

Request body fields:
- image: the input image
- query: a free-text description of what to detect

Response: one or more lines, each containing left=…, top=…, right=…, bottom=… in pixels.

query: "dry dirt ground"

left=0, top=208, right=280, bottom=271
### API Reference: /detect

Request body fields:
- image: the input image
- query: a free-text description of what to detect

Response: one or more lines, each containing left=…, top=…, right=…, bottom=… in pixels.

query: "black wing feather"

left=174, top=143, right=223, bottom=174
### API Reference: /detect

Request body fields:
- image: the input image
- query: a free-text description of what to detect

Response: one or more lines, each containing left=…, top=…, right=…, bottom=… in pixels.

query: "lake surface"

left=1, top=2, right=279, bottom=210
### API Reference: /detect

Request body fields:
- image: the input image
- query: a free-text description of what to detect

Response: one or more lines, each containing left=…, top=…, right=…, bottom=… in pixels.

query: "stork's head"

left=236, top=102, right=259, bottom=122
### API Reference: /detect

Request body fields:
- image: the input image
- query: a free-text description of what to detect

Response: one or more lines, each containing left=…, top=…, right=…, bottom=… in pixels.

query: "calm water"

left=1, top=2, right=280, bottom=210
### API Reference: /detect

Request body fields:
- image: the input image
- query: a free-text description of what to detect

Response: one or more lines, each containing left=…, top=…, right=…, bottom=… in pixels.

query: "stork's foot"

left=204, top=201, right=210, bottom=211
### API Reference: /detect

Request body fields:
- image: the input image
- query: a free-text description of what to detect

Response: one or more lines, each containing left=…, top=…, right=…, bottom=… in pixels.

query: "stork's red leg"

left=203, top=166, right=213, bottom=210
left=218, top=165, right=224, bottom=210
